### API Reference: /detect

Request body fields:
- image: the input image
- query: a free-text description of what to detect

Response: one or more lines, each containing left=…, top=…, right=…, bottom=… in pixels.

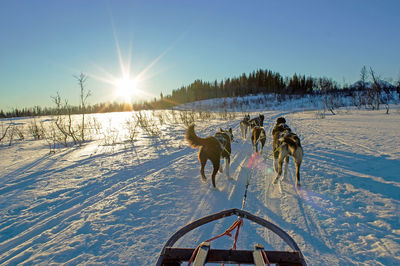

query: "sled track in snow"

left=0, top=148, right=191, bottom=264
left=242, top=112, right=337, bottom=262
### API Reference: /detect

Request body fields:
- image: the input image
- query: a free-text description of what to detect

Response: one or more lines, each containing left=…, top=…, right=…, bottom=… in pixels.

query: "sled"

left=156, top=208, right=306, bottom=265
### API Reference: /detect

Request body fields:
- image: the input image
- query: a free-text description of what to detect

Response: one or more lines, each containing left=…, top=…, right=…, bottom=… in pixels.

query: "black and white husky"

left=251, top=126, right=266, bottom=153
left=185, top=124, right=233, bottom=188
left=239, top=114, right=250, bottom=139
left=249, top=114, right=265, bottom=129
left=271, top=117, right=303, bottom=187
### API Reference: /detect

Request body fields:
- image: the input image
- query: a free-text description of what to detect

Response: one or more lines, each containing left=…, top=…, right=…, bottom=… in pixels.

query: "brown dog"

left=251, top=126, right=266, bottom=153
left=185, top=124, right=233, bottom=188
left=271, top=117, right=303, bottom=186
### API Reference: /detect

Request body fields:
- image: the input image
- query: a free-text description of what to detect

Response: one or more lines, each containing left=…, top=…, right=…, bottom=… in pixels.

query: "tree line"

left=167, top=69, right=314, bottom=105
left=1, top=67, right=399, bottom=118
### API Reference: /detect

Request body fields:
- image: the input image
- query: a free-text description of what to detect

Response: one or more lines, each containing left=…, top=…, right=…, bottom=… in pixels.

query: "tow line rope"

left=187, top=218, right=243, bottom=266
left=241, top=174, right=250, bottom=209
left=187, top=173, right=270, bottom=266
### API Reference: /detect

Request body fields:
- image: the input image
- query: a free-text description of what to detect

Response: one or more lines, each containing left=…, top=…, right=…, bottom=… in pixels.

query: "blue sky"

left=1, top=0, right=399, bottom=110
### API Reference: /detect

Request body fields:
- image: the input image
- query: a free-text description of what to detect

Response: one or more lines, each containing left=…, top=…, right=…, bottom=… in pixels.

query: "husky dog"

left=249, top=114, right=265, bottom=129
left=251, top=126, right=266, bottom=153
left=239, top=114, right=251, bottom=139
left=185, top=124, right=233, bottom=188
left=271, top=117, right=303, bottom=186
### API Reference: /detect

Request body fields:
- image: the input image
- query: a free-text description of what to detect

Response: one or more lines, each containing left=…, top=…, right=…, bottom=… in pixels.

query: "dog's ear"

left=229, top=128, right=232, bottom=133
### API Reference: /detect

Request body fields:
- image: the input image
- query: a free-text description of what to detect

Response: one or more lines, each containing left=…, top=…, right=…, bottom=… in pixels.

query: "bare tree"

left=360, top=66, right=367, bottom=90
left=382, top=78, right=395, bottom=114
left=0, top=123, right=12, bottom=142
left=369, top=67, right=382, bottom=111
left=75, top=73, right=91, bottom=143
left=350, top=66, right=369, bottom=109
left=319, top=78, right=336, bottom=115
left=42, top=122, right=57, bottom=154
left=51, top=93, right=69, bottom=146
left=359, top=66, right=375, bottom=109
left=51, top=92, right=80, bottom=146
left=28, top=117, right=44, bottom=140
left=8, top=124, right=24, bottom=145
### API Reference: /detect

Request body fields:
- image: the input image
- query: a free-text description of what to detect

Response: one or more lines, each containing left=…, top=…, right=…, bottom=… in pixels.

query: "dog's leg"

left=225, top=156, right=230, bottom=178
left=219, top=158, right=224, bottom=173
left=273, top=156, right=278, bottom=173
left=295, top=161, right=301, bottom=187
left=273, top=144, right=280, bottom=173
left=199, top=150, right=207, bottom=181
left=273, top=146, right=288, bottom=184
left=282, top=156, right=289, bottom=181
left=211, top=160, right=220, bottom=188
left=294, top=148, right=303, bottom=187
left=273, top=158, right=283, bottom=184
left=260, top=141, right=265, bottom=154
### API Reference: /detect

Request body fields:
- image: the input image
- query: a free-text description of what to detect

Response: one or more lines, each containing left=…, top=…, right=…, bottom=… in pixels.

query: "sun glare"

left=114, top=77, right=138, bottom=101
left=87, top=24, right=176, bottom=103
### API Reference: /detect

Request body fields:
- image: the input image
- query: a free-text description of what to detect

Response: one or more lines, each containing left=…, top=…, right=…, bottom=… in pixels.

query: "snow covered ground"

left=1, top=107, right=400, bottom=265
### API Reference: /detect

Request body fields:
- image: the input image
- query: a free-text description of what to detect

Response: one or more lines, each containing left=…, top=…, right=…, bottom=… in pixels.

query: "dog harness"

left=214, top=133, right=230, bottom=154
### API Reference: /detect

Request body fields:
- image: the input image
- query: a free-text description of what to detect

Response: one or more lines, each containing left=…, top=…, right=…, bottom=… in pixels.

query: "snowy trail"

left=1, top=109, right=399, bottom=265
left=1, top=140, right=195, bottom=264
left=250, top=114, right=333, bottom=263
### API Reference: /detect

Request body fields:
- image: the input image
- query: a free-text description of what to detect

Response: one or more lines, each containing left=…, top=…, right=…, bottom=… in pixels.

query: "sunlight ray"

left=88, top=62, right=119, bottom=84
left=110, top=16, right=126, bottom=77
left=136, top=35, right=182, bottom=81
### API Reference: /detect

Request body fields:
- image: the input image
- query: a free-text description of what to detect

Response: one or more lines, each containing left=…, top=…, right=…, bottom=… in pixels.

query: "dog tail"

left=185, top=124, right=208, bottom=148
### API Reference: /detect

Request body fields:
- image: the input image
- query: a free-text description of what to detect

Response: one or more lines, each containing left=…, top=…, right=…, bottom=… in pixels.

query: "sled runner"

left=156, top=208, right=306, bottom=265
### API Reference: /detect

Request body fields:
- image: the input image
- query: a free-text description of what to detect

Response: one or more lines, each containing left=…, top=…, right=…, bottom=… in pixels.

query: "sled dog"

left=251, top=126, right=266, bottom=153
left=249, top=114, right=265, bottom=129
left=271, top=117, right=303, bottom=186
left=185, top=124, right=233, bottom=188
left=239, top=114, right=251, bottom=139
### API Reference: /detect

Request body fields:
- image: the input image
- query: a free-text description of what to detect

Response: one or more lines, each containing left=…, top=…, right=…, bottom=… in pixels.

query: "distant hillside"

left=175, top=84, right=400, bottom=113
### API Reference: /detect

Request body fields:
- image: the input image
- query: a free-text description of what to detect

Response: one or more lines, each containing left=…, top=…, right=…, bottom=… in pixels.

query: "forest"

left=2, top=67, right=399, bottom=118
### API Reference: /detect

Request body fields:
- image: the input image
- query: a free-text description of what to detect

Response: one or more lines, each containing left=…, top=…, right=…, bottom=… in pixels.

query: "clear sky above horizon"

left=1, top=0, right=399, bottom=111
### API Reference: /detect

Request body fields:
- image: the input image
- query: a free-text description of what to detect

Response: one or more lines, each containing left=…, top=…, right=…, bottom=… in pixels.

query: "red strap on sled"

left=262, top=249, right=271, bottom=266
left=187, top=218, right=243, bottom=266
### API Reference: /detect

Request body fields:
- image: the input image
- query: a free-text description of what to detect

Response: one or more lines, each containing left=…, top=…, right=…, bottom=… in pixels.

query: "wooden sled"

left=156, top=208, right=307, bottom=265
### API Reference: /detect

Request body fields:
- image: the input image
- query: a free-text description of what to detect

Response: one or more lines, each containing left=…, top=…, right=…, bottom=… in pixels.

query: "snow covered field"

left=1, top=107, right=399, bottom=265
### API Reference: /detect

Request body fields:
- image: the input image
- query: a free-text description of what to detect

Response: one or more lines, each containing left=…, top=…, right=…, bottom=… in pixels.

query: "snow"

left=1, top=104, right=400, bottom=265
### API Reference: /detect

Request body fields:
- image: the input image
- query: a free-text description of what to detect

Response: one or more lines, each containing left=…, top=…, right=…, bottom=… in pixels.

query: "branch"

left=0, top=123, right=12, bottom=142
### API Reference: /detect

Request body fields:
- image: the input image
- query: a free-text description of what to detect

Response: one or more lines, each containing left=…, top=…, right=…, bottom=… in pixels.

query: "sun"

left=114, top=77, right=138, bottom=101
